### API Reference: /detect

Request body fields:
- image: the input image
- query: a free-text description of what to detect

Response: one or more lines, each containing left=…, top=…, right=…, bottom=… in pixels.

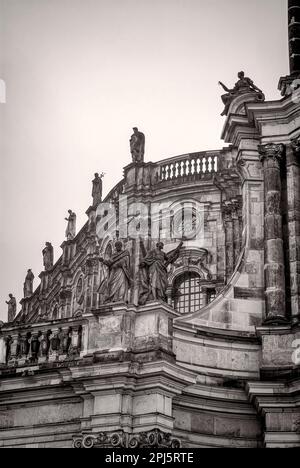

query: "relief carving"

left=73, top=429, right=181, bottom=449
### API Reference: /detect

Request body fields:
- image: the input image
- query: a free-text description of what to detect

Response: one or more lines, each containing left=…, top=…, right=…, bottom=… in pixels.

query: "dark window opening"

left=172, top=272, right=203, bottom=314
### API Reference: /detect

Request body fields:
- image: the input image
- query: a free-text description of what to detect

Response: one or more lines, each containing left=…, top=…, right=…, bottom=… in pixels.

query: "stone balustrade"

left=0, top=302, right=178, bottom=373
left=159, top=153, right=218, bottom=182
left=0, top=319, right=83, bottom=370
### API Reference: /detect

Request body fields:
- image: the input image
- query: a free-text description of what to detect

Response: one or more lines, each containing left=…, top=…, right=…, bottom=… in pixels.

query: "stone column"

left=288, top=137, right=300, bottom=323
left=232, top=199, right=242, bottom=267
left=259, top=143, right=287, bottom=323
left=288, top=0, right=300, bottom=77
left=222, top=203, right=234, bottom=282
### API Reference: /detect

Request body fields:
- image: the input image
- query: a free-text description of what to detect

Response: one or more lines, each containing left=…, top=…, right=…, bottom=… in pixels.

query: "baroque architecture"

left=0, top=0, right=300, bottom=449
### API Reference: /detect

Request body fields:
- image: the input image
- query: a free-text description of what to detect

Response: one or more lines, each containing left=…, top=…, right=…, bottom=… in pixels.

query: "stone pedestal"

left=74, top=301, right=195, bottom=437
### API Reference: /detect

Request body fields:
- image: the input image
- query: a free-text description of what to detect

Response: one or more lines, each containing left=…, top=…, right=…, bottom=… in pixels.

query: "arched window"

left=172, top=272, right=203, bottom=314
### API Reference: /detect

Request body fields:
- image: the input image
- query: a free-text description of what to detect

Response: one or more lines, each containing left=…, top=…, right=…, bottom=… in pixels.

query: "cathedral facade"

left=0, top=0, right=300, bottom=448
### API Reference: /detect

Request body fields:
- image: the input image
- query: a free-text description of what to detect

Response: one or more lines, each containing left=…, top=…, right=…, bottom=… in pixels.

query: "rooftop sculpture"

left=219, top=71, right=264, bottom=116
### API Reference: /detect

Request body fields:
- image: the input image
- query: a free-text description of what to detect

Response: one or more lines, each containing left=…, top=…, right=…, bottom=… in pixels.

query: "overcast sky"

left=0, top=0, right=288, bottom=321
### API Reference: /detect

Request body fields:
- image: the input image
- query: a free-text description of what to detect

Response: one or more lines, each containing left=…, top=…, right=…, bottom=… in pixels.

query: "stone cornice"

left=246, top=93, right=300, bottom=137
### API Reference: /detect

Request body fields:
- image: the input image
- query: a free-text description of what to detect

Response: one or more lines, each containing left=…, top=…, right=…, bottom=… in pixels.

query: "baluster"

left=170, top=163, right=175, bottom=179
left=208, top=156, right=212, bottom=172
left=191, top=158, right=195, bottom=174
left=71, top=326, right=83, bottom=356
left=196, top=158, right=201, bottom=174
left=214, top=155, right=218, bottom=172
left=174, top=162, right=178, bottom=178
left=31, top=332, right=42, bottom=363
left=186, top=159, right=191, bottom=176
left=19, top=332, right=31, bottom=365
left=181, top=161, right=185, bottom=177
left=161, top=165, right=166, bottom=180
left=166, top=165, right=170, bottom=180
left=202, top=157, right=207, bottom=173
left=49, top=329, right=61, bottom=362
left=40, top=330, right=52, bottom=362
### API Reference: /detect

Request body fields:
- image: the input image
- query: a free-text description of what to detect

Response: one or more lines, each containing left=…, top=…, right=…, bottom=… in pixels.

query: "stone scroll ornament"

left=98, top=241, right=131, bottom=303
left=73, top=429, right=181, bottom=449
left=139, top=241, right=183, bottom=305
left=218, top=71, right=264, bottom=116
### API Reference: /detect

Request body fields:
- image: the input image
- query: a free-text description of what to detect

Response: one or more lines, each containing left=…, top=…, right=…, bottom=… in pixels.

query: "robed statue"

left=92, top=172, right=105, bottom=206
left=42, top=242, right=54, bottom=271
left=24, top=269, right=34, bottom=298
left=139, top=241, right=183, bottom=305
left=130, top=127, right=145, bottom=163
left=6, top=294, right=16, bottom=322
left=65, top=210, right=76, bottom=241
left=99, top=241, right=131, bottom=303
left=219, top=71, right=263, bottom=116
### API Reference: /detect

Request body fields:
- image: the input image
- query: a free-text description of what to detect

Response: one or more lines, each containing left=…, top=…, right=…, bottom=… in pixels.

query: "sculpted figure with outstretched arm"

left=219, top=71, right=263, bottom=116
left=139, top=241, right=183, bottom=305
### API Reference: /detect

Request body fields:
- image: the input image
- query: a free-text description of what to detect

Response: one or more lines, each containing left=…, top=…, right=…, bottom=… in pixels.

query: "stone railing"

left=0, top=319, right=83, bottom=370
left=159, top=152, right=219, bottom=182
left=0, top=302, right=178, bottom=372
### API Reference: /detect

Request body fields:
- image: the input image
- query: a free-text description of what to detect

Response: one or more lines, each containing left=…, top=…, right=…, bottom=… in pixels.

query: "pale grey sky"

left=0, top=0, right=288, bottom=321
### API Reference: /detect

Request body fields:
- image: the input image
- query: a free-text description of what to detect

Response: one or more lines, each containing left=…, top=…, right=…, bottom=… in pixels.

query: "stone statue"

left=65, top=210, right=76, bottom=240
left=42, top=242, right=54, bottom=271
left=139, top=241, right=183, bottom=304
left=130, top=127, right=145, bottom=163
left=99, top=241, right=131, bottom=303
left=6, top=294, right=16, bottom=322
left=219, top=71, right=263, bottom=116
left=24, top=269, right=34, bottom=298
left=92, top=172, right=105, bottom=206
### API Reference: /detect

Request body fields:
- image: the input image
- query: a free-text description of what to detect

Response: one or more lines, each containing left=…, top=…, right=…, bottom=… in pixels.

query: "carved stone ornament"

left=258, top=143, right=285, bottom=164
left=73, top=429, right=181, bottom=449
left=291, top=136, right=300, bottom=156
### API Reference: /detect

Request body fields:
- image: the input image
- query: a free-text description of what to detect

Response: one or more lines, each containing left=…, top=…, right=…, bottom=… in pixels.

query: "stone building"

left=0, top=0, right=299, bottom=449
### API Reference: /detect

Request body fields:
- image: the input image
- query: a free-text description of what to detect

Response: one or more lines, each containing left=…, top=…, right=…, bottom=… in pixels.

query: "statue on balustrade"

left=6, top=294, right=16, bottom=322
left=42, top=242, right=54, bottom=271
left=219, top=71, right=263, bottom=116
left=92, top=172, right=105, bottom=206
left=99, top=241, right=131, bottom=303
left=130, top=127, right=145, bottom=163
left=65, top=210, right=77, bottom=240
left=139, top=241, right=183, bottom=305
left=23, top=269, right=34, bottom=298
